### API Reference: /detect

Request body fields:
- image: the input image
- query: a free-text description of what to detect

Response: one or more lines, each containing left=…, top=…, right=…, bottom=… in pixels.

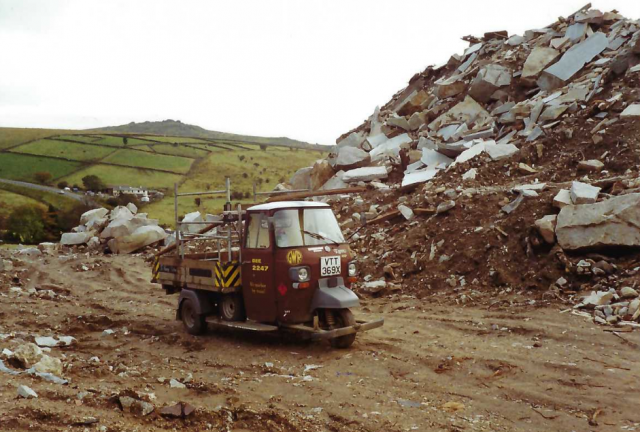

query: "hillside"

left=92, top=119, right=325, bottom=150
left=0, top=127, right=326, bottom=225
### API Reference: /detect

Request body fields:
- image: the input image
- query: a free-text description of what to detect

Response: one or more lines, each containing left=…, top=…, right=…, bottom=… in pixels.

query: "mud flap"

left=310, top=286, right=360, bottom=311
left=176, top=289, right=215, bottom=320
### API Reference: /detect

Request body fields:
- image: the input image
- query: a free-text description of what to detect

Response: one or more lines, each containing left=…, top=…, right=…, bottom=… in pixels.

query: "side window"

left=245, top=213, right=270, bottom=249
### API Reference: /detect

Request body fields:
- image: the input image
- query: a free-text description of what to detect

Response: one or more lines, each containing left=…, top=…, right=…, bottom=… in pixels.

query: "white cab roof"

left=247, top=201, right=330, bottom=211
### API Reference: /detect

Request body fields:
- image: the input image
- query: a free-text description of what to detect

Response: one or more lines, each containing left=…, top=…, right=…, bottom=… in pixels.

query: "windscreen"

left=274, top=208, right=344, bottom=248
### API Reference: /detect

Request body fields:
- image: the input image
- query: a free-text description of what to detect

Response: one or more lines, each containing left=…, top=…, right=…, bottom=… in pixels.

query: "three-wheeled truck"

left=151, top=182, right=383, bottom=348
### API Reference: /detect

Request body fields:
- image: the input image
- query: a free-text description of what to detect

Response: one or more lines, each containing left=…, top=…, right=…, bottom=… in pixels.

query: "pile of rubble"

left=57, top=203, right=167, bottom=254
left=283, top=5, right=640, bottom=325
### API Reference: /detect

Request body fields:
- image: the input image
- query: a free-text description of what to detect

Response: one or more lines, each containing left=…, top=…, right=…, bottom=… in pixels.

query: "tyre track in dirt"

left=1, top=253, right=639, bottom=431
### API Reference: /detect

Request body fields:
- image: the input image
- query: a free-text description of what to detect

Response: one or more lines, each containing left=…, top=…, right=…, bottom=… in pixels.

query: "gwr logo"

left=286, top=250, right=303, bottom=265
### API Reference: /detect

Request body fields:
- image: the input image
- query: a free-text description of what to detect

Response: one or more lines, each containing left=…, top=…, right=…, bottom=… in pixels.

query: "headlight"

left=348, top=262, right=357, bottom=277
left=297, top=267, right=309, bottom=282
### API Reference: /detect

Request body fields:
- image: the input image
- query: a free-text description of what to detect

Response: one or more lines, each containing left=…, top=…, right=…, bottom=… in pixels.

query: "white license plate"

left=320, top=256, right=341, bottom=277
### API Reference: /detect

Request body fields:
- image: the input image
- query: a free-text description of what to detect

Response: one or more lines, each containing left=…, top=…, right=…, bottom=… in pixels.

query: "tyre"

left=180, top=298, right=206, bottom=335
left=220, top=293, right=246, bottom=322
left=329, top=309, right=357, bottom=349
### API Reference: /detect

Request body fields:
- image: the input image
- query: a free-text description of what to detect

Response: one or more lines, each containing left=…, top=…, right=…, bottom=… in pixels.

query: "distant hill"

left=91, top=119, right=325, bottom=150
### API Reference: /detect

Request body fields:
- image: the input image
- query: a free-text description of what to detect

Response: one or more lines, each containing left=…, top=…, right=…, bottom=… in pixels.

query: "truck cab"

left=241, top=201, right=360, bottom=325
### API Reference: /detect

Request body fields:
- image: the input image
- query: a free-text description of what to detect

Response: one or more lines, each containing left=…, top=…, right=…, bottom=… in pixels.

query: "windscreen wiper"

left=303, top=230, right=340, bottom=245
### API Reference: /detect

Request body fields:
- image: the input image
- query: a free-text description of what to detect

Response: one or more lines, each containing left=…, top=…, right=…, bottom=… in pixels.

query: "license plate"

left=320, top=256, right=341, bottom=277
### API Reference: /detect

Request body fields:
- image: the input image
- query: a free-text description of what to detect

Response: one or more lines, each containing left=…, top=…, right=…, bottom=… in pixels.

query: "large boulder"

left=556, top=193, right=640, bottom=250
left=80, top=208, right=109, bottom=226
left=101, top=216, right=157, bottom=239
left=61, top=232, right=95, bottom=246
left=321, top=171, right=348, bottom=190
left=110, top=206, right=135, bottom=221
left=180, top=212, right=202, bottom=235
left=309, top=160, right=335, bottom=190
left=289, top=166, right=313, bottom=190
left=108, top=226, right=168, bottom=254
left=342, top=166, right=389, bottom=183
left=468, top=64, right=512, bottom=103
left=333, top=147, right=371, bottom=171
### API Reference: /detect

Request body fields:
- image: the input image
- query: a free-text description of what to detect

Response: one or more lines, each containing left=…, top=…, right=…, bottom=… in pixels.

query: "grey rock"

left=485, top=143, right=519, bottom=161
left=398, top=204, right=414, bottom=220
left=535, top=215, right=557, bottom=244
left=556, top=193, right=640, bottom=250
left=334, top=147, right=371, bottom=171
left=436, top=201, right=456, bottom=214
left=578, top=160, right=604, bottom=172
left=522, top=47, right=560, bottom=78
left=469, top=64, right=512, bottom=102
left=538, top=32, right=609, bottom=90
left=553, top=189, right=572, bottom=209
left=620, top=287, right=639, bottom=299
left=570, top=181, right=600, bottom=204
left=17, top=385, right=38, bottom=399
left=342, top=166, right=389, bottom=183
left=289, top=166, right=313, bottom=190
left=621, top=104, right=640, bottom=117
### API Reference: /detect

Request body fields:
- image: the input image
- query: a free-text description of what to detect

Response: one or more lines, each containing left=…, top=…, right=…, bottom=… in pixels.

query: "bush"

left=5, top=205, right=48, bottom=244
left=57, top=181, right=69, bottom=189
left=56, top=202, right=93, bottom=232
left=34, top=172, right=52, bottom=185
left=82, top=175, right=106, bottom=191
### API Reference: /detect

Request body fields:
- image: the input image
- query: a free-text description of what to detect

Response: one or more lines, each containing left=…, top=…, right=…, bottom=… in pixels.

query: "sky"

left=1, top=1, right=639, bottom=145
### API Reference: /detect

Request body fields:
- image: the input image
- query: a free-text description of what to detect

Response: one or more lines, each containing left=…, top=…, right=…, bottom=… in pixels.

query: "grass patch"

left=149, top=143, right=209, bottom=158
left=136, top=136, right=211, bottom=144
left=59, top=164, right=183, bottom=190
left=0, top=127, right=75, bottom=150
left=145, top=146, right=325, bottom=225
left=90, top=136, right=152, bottom=146
left=0, top=189, right=47, bottom=217
left=102, top=149, right=194, bottom=173
left=12, top=139, right=118, bottom=161
left=0, top=153, right=83, bottom=181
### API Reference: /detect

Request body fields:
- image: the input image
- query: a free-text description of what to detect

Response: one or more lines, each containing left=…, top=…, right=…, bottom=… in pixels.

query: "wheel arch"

left=176, top=289, right=215, bottom=320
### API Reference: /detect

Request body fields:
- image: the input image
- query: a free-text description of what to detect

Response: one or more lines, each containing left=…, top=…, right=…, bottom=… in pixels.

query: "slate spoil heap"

left=286, top=4, right=640, bottom=327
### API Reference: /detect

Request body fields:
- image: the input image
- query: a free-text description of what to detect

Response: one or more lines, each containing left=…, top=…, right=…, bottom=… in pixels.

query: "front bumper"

left=282, top=318, right=384, bottom=340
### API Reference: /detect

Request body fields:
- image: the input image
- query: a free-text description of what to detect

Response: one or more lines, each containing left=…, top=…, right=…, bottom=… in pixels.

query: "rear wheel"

left=329, top=309, right=356, bottom=349
left=180, top=298, right=206, bottom=335
left=220, top=293, right=246, bottom=321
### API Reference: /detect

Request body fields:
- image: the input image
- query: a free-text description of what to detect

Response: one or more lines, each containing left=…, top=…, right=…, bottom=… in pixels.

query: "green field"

left=139, top=136, right=211, bottom=144
left=0, top=153, right=83, bottom=181
left=149, top=143, right=210, bottom=158
left=13, top=139, right=118, bottom=161
left=145, top=146, right=324, bottom=224
left=59, top=164, right=184, bottom=190
left=90, top=136, right=152, bottom=146
left=102, top=148, right=194, bottom=173
left=0, top=127, right=75, bottom=150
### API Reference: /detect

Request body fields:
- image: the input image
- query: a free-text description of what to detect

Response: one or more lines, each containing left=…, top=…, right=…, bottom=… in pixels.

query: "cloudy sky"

left=1, top=0, right=638, bottom=145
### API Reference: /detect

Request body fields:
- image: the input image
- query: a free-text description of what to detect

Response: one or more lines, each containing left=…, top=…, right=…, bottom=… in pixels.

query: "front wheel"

left=180, top=298, right=206, bottom=335
left=329, top=309, right=357, bottom=349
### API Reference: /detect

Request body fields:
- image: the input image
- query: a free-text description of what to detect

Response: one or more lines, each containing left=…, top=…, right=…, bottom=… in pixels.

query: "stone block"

left=556, top=193, right=640, bottom=250
left=342, top=166, right=389, bottom=183
left=538, top=32, right=609, bottom=91
left=570, top=181, right=600, bottom=204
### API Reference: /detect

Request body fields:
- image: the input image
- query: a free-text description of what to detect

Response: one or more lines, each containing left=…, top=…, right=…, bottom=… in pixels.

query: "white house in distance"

left=110, top=185, right=147, bottom=197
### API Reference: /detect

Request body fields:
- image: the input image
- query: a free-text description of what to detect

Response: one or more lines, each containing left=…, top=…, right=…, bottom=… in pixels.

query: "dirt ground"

left=1, top=253, right=639, bottom=432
